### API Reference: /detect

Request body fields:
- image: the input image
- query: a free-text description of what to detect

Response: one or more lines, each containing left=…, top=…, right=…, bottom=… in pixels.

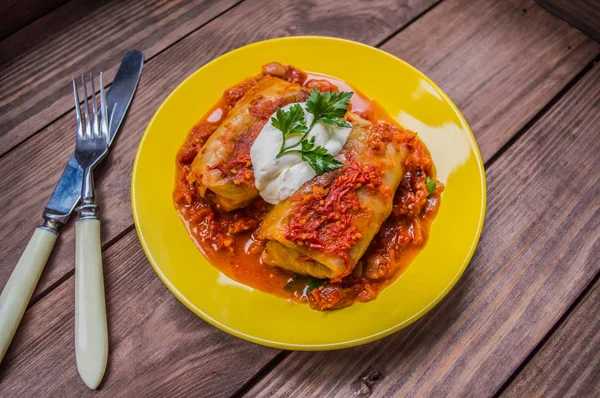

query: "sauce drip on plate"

left=174, top=64, right=443, bottom=310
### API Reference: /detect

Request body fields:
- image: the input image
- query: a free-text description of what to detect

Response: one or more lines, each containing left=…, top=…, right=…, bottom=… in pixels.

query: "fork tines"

left=72, top=72, right=109, bottom=143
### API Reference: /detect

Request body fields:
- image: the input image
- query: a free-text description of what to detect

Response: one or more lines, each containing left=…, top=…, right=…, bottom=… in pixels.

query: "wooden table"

left=1, top=0, right=598, bottom=396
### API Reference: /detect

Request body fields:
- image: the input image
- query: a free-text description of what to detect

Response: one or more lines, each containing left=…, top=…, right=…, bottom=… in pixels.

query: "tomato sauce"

left=173, top=63, right=443, bottom=310
left=284, top=159, right=385, bottom=269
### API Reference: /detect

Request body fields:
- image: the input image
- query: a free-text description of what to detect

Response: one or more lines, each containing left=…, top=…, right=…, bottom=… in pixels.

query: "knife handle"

left=0, top=227, right=58, bottom=363
left=75, top=218, right=108, bottom=389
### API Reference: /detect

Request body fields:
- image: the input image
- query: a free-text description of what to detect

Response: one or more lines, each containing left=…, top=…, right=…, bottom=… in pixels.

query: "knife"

left=0, top=50, right=144, bottom=363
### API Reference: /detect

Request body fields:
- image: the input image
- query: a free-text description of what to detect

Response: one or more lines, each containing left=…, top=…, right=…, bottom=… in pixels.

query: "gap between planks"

left=0, top=0, right=454, bottom=308
left=492, top=270, right=600, bottom=397
left=8, top=0, right=251, bottom=307
left=374, top=0, right=445, bottom=48
left=15, top=0, right=449, bottom=309
left=27, top=223, right=137, bottom=308
left=10, top=0, right=600, bottom=366
left=12, top=0, right=597, bottom=306
left=0, top=0, right=248, bottom=162
left=241, top=59, right=600, bottom=398
left=0, top=0, right=71, bottom=41
left=484, top=54, right=600, bottom=169
left=228, top=5, right=453, bottom=394
left=1, top=0, right=598, bottom=394
left=232, top=54, right=600, bottom=397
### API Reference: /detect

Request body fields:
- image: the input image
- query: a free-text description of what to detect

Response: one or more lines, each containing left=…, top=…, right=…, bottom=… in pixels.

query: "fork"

left=72, top=73, right=109, bottom=389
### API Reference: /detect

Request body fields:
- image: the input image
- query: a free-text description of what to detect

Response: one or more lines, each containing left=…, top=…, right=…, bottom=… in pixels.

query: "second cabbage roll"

left=259, top=114, right=412, bottom=280
left=189, top=75, right=308, bottom=210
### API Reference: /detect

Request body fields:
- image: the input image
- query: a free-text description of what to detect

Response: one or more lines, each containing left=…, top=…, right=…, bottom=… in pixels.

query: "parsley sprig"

left=283, top=275, right=328, bottom=295
left=426, top=176, right=437, bottom=195
left=272, top=88, right=353, bottom=174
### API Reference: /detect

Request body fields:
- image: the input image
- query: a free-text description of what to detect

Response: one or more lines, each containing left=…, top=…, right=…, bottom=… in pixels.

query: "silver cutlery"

left=72, top=72, right=110, bottom=389
left=0, top=51, right=143, bottom=369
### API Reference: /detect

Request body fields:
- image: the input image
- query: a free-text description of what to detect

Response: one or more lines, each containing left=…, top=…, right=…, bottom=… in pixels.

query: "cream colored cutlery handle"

left=0, top=227, right=57, bottom=363
left=75, top=218, right=108, bottom=390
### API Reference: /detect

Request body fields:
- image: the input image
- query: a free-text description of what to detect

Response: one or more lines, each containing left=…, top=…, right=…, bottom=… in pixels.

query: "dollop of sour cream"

left=250, top=102, right=352, bottom=204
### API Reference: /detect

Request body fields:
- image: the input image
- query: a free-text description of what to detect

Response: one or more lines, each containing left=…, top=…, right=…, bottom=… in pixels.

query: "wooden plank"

left=243, top=62, right=600, bottom=398
left=502, top=278, right=600, bottom=397
left=0, top=231, right=280, bottom=397
left=0, top=0, right=442, bottom=301
left=1, top=0, right=597, bottom=303
left=0, top=0, right=69, bottom=41
left=538, top=0, right=600, bottom=42
left=0, top=0, right=598, bottom=394
left=381, top=0, right=599, bottom=161
left=0, top=0, right=240, bottom=155
left=0, top=0, right=441, bottom=392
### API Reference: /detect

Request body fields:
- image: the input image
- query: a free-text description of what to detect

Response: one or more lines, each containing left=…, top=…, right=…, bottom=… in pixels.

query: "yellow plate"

left=132, top=37, right=486, bottom=350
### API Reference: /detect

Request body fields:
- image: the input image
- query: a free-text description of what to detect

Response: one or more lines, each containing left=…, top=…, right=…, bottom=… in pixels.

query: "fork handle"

left=0, top=227, right=57, bottom=363
left=75, top=218, right=108, bottom=389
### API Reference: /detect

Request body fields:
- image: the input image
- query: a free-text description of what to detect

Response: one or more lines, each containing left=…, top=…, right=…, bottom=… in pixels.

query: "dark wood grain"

left=243, top=62, right=600, bottom=398
left=0, top=0, right=441, bottom=303
left=538, top=0, right=600, bottom=42
left=502, top=278, right=600, bottom=397
left=381, top=0, right=599, bottom=161
left=0, top=0, right=240, bottom=155
left=0, top=231, right=280, bottom=397
left=0, top=0, right=69, bottom=41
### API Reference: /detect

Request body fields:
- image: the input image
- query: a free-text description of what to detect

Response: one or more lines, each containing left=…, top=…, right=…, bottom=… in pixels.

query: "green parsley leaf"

left=301, top=136, right=316, bottom=152
left=301, top=147, right=344, bottom=175
left=306, top=278, right=328, bottom=293
left=306, top=88, right=353, bottom=123
left=273, top=90, right=352, bottom=174
left=283, top=275, right=328, bottom=294
left=271, top=104, right=308, bottom=137
left=426, top=176, right=436, bottom=195
left=321, top=117, right=352, bottom=128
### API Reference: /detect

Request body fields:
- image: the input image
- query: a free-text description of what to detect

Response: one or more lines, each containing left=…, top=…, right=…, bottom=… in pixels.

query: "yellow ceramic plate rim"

left=132, top=36, right=486, bottom=350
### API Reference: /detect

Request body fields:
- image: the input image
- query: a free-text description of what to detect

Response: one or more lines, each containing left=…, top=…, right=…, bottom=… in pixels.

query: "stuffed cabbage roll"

left=259, top=114, right=411, bottom=280
left=189, top=75, right=308, bottom=210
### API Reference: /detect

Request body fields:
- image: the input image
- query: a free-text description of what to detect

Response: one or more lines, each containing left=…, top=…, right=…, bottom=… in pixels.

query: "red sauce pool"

left=173, top=64, right=443, bottom=310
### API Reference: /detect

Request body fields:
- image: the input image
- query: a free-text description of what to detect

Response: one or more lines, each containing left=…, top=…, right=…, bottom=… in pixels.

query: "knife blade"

left=44, top=50, right=144, bottom=228
left=0, top=50, right=144, bottom=364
